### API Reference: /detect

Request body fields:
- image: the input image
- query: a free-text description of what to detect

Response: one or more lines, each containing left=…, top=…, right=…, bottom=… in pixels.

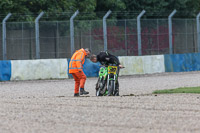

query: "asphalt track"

left=1, top=72, right=200, bottom=133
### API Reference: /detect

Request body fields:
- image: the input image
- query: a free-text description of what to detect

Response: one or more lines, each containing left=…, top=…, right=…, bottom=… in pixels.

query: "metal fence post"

left=157, top=19, right=160, bottom=54
left=185, top=19, right=188, bottom=53
left=137, top=10, right=145, bottom=56
left=103, top=10, right=112, bottom=51
left=22, top=22, right=24, bottom=59
left=70, top=10, right=79, bottom=55
left=196, top=13, right=200, bottom=52
left=35, top=12, right=44, bottom=59
left=90, top=21, right=92, bottom=52
left=56, top=21, right=59, bottom=58
left=2, top=13, right=12, bottom=60
left=125, top=19, right=128, bottom=56
left=168, top=10, right=176, bottom=54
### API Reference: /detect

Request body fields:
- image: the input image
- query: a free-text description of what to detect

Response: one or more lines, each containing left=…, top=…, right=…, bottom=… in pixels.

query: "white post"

left=35, top=12, right=44, bottom=59
left=103, top=10, right=112, bottom=51
left=168, top=10, right=177, bottom=54
left=137, top=10, right=145, bottom=56
left=2, top=13, right=12, bottom=60
left=196, top=13, right=200, bottom=52
left=70, top=10, right=79, bottom=55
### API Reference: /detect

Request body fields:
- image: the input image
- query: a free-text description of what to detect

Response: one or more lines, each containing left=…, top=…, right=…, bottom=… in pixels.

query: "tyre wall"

left=1, top=53, right=200, bottom=81
left=119, top=55, right=165, bottom=75
left=0, top=61, right=11, bottom=81
left=67, top=59, right=101, bottom=78
left=10, top=59, right=68, bottom=80
left=164, top=53, right=200, bottom=72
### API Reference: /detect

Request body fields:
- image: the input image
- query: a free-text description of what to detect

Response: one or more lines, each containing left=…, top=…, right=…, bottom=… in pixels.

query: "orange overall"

left=69, top=49, right=87, bottom=94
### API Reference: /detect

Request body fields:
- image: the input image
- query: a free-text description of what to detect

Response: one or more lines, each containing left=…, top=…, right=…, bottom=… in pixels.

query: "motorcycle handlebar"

left=99, top=65, right=125, bottom=69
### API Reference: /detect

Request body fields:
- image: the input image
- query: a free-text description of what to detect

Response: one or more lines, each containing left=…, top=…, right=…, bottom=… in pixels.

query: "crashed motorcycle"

left=95, top=64, right=124, bottom=96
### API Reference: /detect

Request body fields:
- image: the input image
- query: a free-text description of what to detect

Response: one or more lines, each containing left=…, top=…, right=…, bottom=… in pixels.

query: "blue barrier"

left=67, top=59, right=100, bottom=78
left=0, top=61, right=11, bottom=81
left=1, top=53, right=200, bottom=81
left=164, top=53, right=200, bottom=72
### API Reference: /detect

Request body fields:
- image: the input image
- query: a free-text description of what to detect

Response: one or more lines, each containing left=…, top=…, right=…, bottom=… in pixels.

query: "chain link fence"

left=74, top=20, right=104, bottom=55
left=39, top=21, right=71, bottom=59
left=6, top=22, right=35, bottom=60
left=173, top=19, right=197, bottom=53
left=0, top=23, right=2, bottom=60
left=0, top=18, right=198, bottom=60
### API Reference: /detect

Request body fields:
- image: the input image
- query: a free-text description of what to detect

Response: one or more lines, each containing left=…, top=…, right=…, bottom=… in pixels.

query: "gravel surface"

left=1, top=71, right=200, bottom=133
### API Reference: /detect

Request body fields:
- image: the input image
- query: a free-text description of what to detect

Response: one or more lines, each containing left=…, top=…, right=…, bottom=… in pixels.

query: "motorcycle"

left=96, top=64, right=124, bottom=96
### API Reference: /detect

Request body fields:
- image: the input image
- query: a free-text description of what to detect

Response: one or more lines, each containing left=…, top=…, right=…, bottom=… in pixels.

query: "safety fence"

left=1, top=53, right=200, bottom=81
left=0, top=18, right=198, bottom=60
left=1, top=9, right=200, bottom=60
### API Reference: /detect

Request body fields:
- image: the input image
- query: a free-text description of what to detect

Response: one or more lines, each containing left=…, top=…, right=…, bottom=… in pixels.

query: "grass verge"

left=153, top=87, right=200, bottom=94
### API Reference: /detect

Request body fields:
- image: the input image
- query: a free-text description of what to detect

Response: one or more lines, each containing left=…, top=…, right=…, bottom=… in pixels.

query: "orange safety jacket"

left=69, top=48, right=87, bottom=74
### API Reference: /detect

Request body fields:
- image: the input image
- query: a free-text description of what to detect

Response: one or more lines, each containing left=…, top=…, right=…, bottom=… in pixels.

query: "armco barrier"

left=143, top=55, right=165, bottom=74
left=119, top=55, right=165, bottom=75
left=0, top=61, right=11, bottom=81
left=119, top=56, right=144, bottom=75
left=11, top=59, right=68, bottom=80
left=2, top=53, right=200, bottom=81
left=164, top=53, right=200, bottom=72
left=67, top=59, right=101, bottom=78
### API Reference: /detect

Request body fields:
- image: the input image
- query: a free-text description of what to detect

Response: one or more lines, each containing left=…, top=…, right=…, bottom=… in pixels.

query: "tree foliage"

left=0, top=0, right=200, bottom=21
left=123, top=0, right=200, bottom=18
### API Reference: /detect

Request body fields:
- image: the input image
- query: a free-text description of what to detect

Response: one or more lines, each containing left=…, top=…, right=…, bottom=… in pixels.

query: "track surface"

left=1, top=72, right=200, bottom=133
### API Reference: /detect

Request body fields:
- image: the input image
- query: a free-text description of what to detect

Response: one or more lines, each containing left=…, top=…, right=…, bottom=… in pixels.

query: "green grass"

left=153, top=87, right=200, bottom=94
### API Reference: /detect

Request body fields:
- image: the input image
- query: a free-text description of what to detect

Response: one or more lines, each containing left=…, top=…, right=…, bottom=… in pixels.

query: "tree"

left=1, top=0, right=200, bottom=21
left=122, top=0, right=200, bottom=18
left=0, top=0, right=96, bottom=21
left=74, top=0, right=96, bottom=20
left=95, top=0, right=126, bottom=18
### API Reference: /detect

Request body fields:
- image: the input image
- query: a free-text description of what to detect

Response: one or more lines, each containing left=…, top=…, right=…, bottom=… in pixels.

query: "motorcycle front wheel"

left=114, top=89, right=119, bottom=96
left=108, top=80, right=115, bottom=96
left=96, top=78, right=103, bottom=96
